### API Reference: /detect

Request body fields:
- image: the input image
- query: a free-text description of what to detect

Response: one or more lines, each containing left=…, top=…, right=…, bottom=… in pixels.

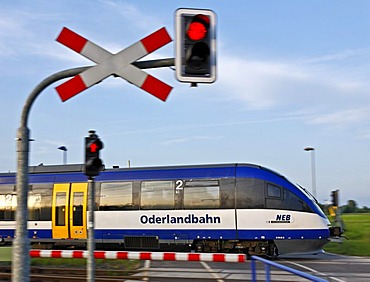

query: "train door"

left=52, top=183, right=88, bottom=239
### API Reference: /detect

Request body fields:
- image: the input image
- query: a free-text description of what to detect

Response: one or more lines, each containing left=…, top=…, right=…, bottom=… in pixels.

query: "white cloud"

left=301, top=49, right=359, bottom=64
left=161, top=135, right=222, bottom=146
left=219, top=56, right=311, bottom=109
left=216, top=49, right=370, bottom=124
left=308, top=107, right=370, bottom=127
left=0, top=8, right=61, bottom=55
left=100, top=0, right=164, bottom=32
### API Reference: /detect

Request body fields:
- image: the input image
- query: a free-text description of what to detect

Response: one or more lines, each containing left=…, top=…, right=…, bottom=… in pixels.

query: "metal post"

left=251, top=258, right=257, bottom=282
left=64, top=150, right=67, bottom=165
left=133, top=58, right=174, bottom=69
left=87, top=177, right=95, bottom=282
left=311, top=149, right=317, bottom=198
left=304, top=147, right=317, bottom=198
left=12, top=66, right=89, bottom=282
left=58, top=146, right=68, bottom=165
left=13, top=126, right=30, bottom=282
left=265, top=263, right=271, bottom=282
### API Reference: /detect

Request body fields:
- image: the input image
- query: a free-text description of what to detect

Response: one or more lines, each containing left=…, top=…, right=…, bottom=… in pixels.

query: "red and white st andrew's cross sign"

left=55, top=27, right=173, bottom=102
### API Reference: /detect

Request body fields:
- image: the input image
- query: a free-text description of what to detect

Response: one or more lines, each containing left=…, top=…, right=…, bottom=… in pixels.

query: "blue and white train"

left=0, top=163, right=337, bottom=257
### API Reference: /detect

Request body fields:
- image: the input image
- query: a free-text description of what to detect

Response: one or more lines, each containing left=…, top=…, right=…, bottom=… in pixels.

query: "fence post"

left=251, top=258, right=257, bottom=281
left=265, top=263, right=271, bottom=282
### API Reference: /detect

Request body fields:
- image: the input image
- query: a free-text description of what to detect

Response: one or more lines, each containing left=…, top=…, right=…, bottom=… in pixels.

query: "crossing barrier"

left=30, top=249, right=246, bottom=263
left=30, top=249, right=329, bottom=281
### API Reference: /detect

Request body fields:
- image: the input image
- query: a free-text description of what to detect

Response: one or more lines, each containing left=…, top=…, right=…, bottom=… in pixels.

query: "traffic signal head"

left=331, top=190, right=339, bottom=207
left=175, top=8, right=216, bottom=83
left=84, top=135, right=104, bottom=177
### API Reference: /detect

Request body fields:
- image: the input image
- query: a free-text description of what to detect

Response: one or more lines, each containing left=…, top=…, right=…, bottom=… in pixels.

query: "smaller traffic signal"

left=331, top=190, right=339, bottom=207
left=175, top=8, right=216, bottom=84
left=84, top=131, right=104, bottom=177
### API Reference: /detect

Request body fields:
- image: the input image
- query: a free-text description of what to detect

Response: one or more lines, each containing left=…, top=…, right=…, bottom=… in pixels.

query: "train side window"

left=236, top=178, right=265, bottom=209
left=184, top=180, right=220, bottom=209
left=72, top=192, right=84, bottom=226
left=99, top=182, right=133, bottom=211
left=55, top=192, right=66, bottom=226
left=28, top=184, right=52, bottom=221
left=0, top=194, right=16, bottom=220
left=0, top=195, right=4, bottom=220
left=220, top=178, right=235, bottom=209
left=28, top=194, right=42, bottom=220
left=141, top=181, right=174, bottom=210
left=0, top=185, right=16, bottom=220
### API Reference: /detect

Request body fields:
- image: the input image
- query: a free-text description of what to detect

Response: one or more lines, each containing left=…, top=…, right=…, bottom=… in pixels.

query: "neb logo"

left=276, top=214, right=291, bottom=221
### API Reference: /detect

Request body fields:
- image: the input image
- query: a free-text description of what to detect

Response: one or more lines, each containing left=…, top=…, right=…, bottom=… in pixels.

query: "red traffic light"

left=175, top=8, right=216, bottom=83
left=89, top=142, right=100, bottom=153
left=187, top=15, right=210, bottom=41
left=84, top=135, right=104, bottom=178
left=87, top=139, right=103, bottom=153
left=187, top=22, right=206, bottom=40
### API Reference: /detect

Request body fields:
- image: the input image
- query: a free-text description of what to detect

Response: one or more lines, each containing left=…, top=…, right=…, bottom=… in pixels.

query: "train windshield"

left=296, top=184, right=319, bottom=204
left=295, top=183, right=328, bottom=219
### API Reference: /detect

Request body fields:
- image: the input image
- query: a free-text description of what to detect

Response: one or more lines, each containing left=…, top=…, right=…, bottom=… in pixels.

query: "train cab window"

left=266, top=183, right=284, bottom=209
left=99, top=182, right=133, bottom=210
left=267, top=183, right=282, bottom=198
left=184, top=180, right=220, bottom=209
left=265, top=184, right=313, bottom=212
left=140, top=181, right=174, bottom=210
left=283, top=189, right=313, bottom=213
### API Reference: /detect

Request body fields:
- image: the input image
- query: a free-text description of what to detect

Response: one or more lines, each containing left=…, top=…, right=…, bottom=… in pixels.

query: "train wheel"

left=268, top=243, right=279, bottom=259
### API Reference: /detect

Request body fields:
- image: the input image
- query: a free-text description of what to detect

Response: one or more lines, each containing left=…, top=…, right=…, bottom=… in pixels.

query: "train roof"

left=0, top=163, right=284, bottom=177
left=0, top=163, right=293, bottom=189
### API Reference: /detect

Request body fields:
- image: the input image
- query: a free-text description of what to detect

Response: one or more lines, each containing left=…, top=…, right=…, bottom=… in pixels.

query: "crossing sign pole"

left=12, top=28, right=175, bottom=282
left=13, top=10, right=217, bottom=281
left=13, top=67, right=89, bottom=282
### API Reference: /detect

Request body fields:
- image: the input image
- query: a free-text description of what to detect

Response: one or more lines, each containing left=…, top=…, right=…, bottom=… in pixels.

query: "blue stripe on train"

left=1, top=228, right=329, bottom=241
left=94, top=229, right=329, bottom=240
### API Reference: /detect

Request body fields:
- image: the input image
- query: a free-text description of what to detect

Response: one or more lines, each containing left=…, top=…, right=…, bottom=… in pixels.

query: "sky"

left=1, top=0, right=370, bottom=207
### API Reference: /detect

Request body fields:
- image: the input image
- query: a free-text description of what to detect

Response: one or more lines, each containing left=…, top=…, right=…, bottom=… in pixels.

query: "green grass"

left=0, top=257, right=140, bottom=278
left=0, top=246, right=12, bottom=262
left=324, top=213, right=370, bottom=256
left=30, top=257, right=140, bottom=270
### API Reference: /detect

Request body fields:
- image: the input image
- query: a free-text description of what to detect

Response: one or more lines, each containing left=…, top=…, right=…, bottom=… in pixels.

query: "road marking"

left=283, top=260, right=347, bottom=282
left=142, top=260, right=151, bottom=281
left=200, top=261, right=224, bottom=282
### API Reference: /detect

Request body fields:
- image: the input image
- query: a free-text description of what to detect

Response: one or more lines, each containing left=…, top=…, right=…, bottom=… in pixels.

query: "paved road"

left=278, top=252, right=370, bottom=282
left=127, top=252, right=370, bottom=281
